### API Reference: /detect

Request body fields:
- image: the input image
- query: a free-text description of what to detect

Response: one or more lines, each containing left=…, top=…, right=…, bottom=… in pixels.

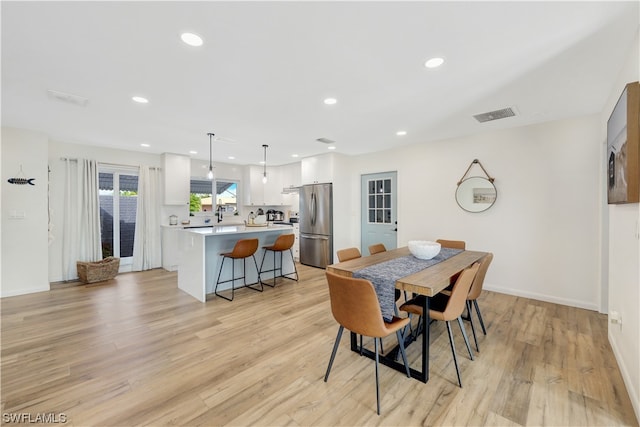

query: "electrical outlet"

left=610, top=311, right=622, bottom=328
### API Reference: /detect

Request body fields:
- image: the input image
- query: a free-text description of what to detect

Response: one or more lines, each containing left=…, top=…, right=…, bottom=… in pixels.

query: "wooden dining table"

left=326, top=246, right=488, bottom=383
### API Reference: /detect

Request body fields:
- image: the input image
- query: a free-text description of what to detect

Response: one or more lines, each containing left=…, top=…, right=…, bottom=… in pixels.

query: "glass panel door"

left=99, top=169, right=138, bottom=268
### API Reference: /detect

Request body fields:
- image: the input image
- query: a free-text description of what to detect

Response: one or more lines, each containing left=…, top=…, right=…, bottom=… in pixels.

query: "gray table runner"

left=353, top=247, right=463, bottom=322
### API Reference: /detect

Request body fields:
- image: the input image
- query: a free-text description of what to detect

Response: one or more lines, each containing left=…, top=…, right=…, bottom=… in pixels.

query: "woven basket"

left=76, top=257, right=120, bottom=284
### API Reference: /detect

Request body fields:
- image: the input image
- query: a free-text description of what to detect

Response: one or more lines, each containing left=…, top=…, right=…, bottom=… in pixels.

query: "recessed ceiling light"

left=228, top=156, right=235, bottom=160
left=328, top=146, right=336, bottom=150
left=323, top=98, right=337, bottom=105
left=181, top=32, right=203, bottom=47
left=396, top=130, right=407, bottom=136
left=291, top=154, right=299, bottom=158
left=140, top=143, right=150, bottom=147
left=132, top=96, right=149, bottom=104
left=189, top=150, right=197, bottom=154
left=259, top=160, right=265, bottom=165
left=424, top=57, right=444, bottom=68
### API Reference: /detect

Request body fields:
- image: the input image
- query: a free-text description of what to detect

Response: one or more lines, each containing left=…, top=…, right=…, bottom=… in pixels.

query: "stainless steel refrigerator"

left=299, top=183, right=333, bottom=268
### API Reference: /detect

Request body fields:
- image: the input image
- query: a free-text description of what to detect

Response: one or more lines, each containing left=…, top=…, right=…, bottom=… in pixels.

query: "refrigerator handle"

left=310, top=191, right=317, bottom=226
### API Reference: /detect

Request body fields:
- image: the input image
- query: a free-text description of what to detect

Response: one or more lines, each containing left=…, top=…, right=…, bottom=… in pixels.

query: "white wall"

left=1, top=128, right=50, bottom=297
left=603, top=29, right=640, bottom=421
left=337, top=115, right=603, bottom=311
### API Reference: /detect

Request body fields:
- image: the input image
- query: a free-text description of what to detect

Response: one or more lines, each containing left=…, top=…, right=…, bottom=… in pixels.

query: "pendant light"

left=207, top=132, right=214, bottom=180
left=262, top=144, right=268, bottom=184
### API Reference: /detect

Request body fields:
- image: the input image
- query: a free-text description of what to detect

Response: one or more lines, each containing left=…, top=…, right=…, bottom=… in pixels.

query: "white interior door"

left=361, top=171, right=397, bottom=254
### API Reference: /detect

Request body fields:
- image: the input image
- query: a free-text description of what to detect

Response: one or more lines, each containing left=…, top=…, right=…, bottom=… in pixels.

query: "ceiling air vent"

left=473, top=107, right=516, bottom=123
left=47, top=89, right=89, bottom=107
left=316, top=137, right=335, bottom=144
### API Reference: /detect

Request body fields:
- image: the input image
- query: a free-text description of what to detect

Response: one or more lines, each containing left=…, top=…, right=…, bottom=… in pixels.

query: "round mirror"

left=455, top=176, right=497, bottom=213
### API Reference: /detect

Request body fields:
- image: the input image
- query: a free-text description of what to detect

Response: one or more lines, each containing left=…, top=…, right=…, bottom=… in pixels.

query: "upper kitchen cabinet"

left=162, top=153, right=190, bottom=205
left=244, top=164, right=296, bottom=206
left=301, top=153, right=337, bottom=185
left=281, top=162, right=301, bottom=190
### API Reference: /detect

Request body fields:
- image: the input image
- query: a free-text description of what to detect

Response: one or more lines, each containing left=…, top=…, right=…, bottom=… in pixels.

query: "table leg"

left=422, top=295, right=430, bottom=382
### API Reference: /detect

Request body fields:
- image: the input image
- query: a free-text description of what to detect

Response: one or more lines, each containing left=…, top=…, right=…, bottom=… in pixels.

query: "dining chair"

left=336, top=246, right=380, bottom=354
left=324, top=271, right=411, bottom=415
left=399, top=262, right=480, bottom=387
left=436, top=239, right=466, bottom=250
left=437, top=239, right=466, bottom=287
left=368, top=243, right=386, bottom=255
left=434, top=252, right=493, bottom=352
left=336, top=247, right=361, bottom=262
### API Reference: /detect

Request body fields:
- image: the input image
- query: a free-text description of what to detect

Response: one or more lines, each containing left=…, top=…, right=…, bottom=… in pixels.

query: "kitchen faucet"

left=217, top=210, right=223, bottom=223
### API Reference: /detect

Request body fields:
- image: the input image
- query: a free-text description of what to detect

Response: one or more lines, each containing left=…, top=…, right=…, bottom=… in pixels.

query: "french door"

left=99, top=167, right=138, bottom=270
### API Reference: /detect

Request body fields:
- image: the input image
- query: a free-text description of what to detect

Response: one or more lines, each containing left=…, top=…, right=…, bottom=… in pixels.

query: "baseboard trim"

left=609, top=330, right=640, bottom=424
left=483, top=284, right=599, bottom=312
left=1, top=286, right=50, bottom=298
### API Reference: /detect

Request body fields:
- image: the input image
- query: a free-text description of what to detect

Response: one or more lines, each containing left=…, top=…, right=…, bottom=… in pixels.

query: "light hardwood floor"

left=1, top=265, right=637, bottom=426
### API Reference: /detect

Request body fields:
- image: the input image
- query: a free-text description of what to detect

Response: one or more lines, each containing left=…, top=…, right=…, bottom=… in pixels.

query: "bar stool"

left=258, top=234, right=298, bottom=287
left=214, top=238, right=262, bottom=301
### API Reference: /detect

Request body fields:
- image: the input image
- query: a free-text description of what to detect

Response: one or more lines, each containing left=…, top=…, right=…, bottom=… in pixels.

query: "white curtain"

left=132, top=165, right=161, bottom=271
left=62, top=159, right=102, bottom=280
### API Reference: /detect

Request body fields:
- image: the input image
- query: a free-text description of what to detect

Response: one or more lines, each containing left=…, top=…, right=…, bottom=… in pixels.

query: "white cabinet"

left=301, top=153, right=335, bottom=185
left=162, top=153, right=190, bottom=205
left=281, top=162, right=301, bottom=190
left=162, top=226, right=183, bottom=271
left=243, top=165, right=286, bottom=206
left=292, top=223, right=300, bottom=261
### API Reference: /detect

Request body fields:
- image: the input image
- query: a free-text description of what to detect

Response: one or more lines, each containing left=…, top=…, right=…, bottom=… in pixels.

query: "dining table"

left=325, top=246, right=488, bottom=383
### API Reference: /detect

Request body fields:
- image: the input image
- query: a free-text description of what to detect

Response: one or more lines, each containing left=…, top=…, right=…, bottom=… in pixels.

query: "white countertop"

left=183, top=224, right=292, bottom=236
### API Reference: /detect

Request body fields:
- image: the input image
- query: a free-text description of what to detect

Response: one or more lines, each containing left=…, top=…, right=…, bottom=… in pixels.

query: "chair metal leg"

left=214, top=256, right=235, bottom=301
left=473, top=300, right=487, bottom=335
left=324, top=326, right=344, bottom=382
left=445, top=321, right=462, bottom=387
left=359, top=335, right=364, bottom=356
left=467, top=301, right=479, bottom=352
left=457, top=316, right=474, bottom=361
left=245, top=254, right=264, bottom=292
left=374, top=337, right=380, bottom=415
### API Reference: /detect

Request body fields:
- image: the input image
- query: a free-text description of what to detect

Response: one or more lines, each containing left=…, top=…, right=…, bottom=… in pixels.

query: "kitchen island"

left=177, top=224, right=294, bottom=302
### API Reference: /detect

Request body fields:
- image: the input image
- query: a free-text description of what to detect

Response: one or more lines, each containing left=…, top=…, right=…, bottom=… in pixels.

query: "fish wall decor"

left=8, top=177, right=35, bottom=185
left=7, top=165, right=35, bottom=185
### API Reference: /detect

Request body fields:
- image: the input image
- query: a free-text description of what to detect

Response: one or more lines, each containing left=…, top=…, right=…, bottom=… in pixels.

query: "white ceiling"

left=2, top=1, right=639, bottom=166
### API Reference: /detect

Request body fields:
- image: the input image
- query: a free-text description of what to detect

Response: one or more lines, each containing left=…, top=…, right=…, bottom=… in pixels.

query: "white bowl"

left=408, top=240, right=441, bottom=260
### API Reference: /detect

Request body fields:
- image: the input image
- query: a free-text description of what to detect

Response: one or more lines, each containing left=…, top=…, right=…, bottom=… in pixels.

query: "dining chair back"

left=337, top=247, right=361, bottom=262
left=368, top=243, right=387, bottom=255
left=436, top=239, right=466, bottom=250
left=324, top=271, right=410, bottom=415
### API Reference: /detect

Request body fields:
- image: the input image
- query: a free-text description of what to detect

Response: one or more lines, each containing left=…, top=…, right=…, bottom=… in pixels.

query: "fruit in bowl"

left=408, top=240, right=441, bottom=260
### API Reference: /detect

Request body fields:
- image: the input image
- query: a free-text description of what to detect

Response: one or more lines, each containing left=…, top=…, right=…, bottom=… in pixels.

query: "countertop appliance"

left=266, top=209, right=284, bottom=221
left=299, top=183, right=333, bottom=268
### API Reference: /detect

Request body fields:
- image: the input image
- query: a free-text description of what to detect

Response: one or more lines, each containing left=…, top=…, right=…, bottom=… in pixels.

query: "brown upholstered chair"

left=336, top=247, right=361, bottom=262
left=436, top=239, right=466, bottom=250
left=440, top=252, right=493, bottom=351
left=258, top=234, right=298, bottom=287
left=324, top=271, right=410, bottom=415
left=437, top=239, right=466, bottom=286
left=368, top=243, right=387, bottom=255
left=400, top=263, right=480, bottom=387
left=214, top=238, right=262, bottom=301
